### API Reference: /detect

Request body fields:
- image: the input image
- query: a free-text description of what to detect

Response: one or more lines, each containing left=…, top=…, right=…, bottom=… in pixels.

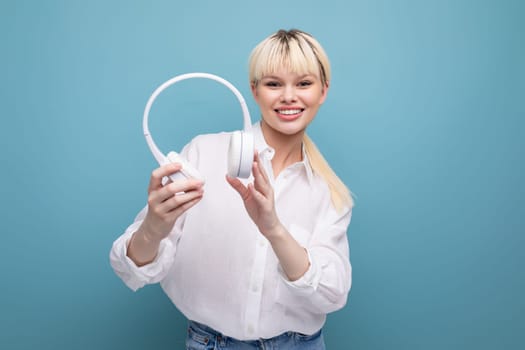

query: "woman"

left=110, top=29, right=354, bottom=349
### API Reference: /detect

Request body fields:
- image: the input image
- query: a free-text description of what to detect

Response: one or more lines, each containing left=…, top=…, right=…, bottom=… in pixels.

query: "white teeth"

left=278, top=109, right=301, bottom=115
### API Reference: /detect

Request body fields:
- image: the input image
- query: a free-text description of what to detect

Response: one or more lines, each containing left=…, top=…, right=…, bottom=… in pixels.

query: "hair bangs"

left=250, top=34, right=324, bottom=85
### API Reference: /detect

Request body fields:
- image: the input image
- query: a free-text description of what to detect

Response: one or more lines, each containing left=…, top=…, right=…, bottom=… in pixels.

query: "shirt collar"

left=251, top=121, right=314, bottom=185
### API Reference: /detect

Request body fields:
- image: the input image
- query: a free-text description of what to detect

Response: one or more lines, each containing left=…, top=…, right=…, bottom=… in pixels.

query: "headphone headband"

left=143, top=72, right=253, bottom=165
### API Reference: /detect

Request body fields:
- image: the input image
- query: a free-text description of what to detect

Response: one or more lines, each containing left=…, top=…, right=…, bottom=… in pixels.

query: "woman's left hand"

left=226, top=152, right=282, bottom=239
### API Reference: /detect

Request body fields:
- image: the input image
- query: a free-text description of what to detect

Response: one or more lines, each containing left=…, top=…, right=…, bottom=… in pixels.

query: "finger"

left=148, top=177, right=203, bottom=208
left=253, top=152, right=270, bottom=183
left=248, top=182, right=268, bottom=205
left=169, top=195, right=203, bottom=218
left=160, top=187, right=204, bottom=214
left=165, top=178, right=204, bottom=195
left=252, top=162, right=272, bottom=197
left=226, top=175, right=249, bottom=200
left=148, top=163, right=183, bottom=193
left=147, top=187, right=173, bottom=209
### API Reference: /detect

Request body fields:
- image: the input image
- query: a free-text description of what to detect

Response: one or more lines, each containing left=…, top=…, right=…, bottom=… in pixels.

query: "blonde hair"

left=249, top=29, right=354, bottom=210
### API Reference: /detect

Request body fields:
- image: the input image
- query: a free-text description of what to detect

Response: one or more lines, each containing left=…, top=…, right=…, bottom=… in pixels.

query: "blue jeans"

left=186, top=321, right=326, bottom=349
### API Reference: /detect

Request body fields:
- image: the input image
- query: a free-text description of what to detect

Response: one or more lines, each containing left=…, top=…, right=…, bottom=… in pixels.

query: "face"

left=251, top=69, right=328, bottom=139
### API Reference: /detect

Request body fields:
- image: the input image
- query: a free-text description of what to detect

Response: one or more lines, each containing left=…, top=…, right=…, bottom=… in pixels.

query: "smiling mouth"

left=275, top=108, right=304, bottom=115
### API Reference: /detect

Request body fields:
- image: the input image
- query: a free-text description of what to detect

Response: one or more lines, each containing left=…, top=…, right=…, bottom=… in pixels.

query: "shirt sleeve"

left=109, top=139, right=199, bottom=291
left=277, top=205, right=352, bottom=314
left=109, top=206, right=185, bottom=291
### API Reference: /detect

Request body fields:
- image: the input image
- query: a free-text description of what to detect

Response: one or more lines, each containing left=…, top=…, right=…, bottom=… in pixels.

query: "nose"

left=281, top=85, right=296, bottom=103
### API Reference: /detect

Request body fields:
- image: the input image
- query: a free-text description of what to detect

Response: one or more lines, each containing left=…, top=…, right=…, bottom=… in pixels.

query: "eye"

left=264, top=81, right=281, bottom=87
left=298, top=80, right=313, bottom=87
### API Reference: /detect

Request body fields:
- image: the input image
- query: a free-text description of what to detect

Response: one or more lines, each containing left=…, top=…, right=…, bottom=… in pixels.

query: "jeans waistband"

left=188, top=320, right=322, bottom=343
left=189, top=321, right=225, bottom=338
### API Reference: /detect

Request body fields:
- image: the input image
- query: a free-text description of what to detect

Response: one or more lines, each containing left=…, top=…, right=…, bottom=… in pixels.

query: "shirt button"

left=252, top=284, right=259, bottom=293
left=247, top=325, right=255, bottom=334
left=259, top=239, right=266, bottom=247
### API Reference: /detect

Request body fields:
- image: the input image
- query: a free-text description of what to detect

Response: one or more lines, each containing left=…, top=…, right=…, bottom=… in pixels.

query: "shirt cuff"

left=110, top=221, right=176, bottom=291
left=278, top=249, right=322, bottom=296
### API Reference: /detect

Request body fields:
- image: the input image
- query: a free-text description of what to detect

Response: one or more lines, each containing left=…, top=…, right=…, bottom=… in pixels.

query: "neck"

left=260, top=120, right=304, bottom=177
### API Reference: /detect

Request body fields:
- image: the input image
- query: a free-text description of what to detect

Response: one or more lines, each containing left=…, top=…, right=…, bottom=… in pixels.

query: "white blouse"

left=110, top=122, right=352, bottom=340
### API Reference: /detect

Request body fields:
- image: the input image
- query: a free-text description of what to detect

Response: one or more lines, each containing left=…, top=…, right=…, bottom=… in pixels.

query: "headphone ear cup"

left=227, top=131, right=254, bottom=178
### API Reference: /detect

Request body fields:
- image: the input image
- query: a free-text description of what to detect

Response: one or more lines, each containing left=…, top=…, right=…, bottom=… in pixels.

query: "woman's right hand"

left=140, top=162, right=204, bottom=242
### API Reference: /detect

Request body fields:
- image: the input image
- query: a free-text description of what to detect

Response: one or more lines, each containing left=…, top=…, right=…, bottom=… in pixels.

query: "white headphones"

left=143, top=72, right=254, bottom=182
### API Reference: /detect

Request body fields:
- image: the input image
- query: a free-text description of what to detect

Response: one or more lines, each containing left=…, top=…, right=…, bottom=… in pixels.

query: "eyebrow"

left=260, top=74, right=315, bottom=80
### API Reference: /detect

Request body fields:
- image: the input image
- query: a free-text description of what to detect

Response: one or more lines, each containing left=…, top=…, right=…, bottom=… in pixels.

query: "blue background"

left=1, top=0, right=524, bottom=349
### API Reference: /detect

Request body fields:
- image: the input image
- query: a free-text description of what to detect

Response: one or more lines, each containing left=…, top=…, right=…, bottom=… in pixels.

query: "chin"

left=275, top=123, right=308, bottom=136
left=262, top=116, right=311, bottom=136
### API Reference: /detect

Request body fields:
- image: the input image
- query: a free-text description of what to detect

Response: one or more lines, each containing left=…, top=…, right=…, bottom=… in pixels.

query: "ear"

left=250, top=82, right=259, bottom=102
left=319, top=81, right=329, bottom=105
